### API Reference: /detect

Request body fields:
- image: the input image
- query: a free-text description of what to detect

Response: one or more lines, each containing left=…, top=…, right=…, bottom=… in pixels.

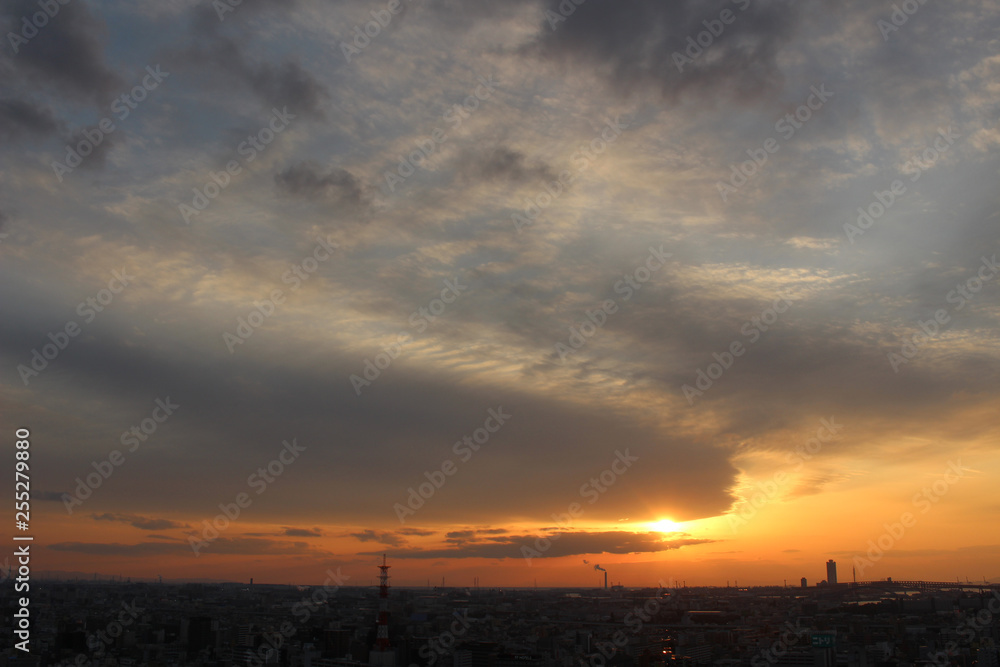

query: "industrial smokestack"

left=594, top=564, right=607, bottom=589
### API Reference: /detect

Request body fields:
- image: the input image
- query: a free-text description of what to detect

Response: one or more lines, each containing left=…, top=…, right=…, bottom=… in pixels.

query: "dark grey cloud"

left=92, top=513, right=187, bottom=531
left=49, top=541, right=186, bottom=556
left=61, top=123, right=118, bottom=170
left=0, top=0, right=123, bottom=104
left=244, top=57, right=328, bottom=120
left=363, top=531, right=716, bottom=559
left=284, top=527, right=323, bottom=537
left=349, top=530, right=406, bottom=547
left=32, top=490, right=65, bottom=502
left=0, top=98, right=61, bottom=141
left=50, top=537, right=326, bottom=557
left=204, top=537, right=327, bottom=556
left=526, top=0, right=801, bottom=105
left=424, top=0, right=535, bottom=31
left=191, top=0, right=298, bottom=31
left=456, top=146, right=557, bottom=185
left=275, top=161, right=370, bottom=205
left=445, top=530, right=475, bottom=540
left=0, top=0, right=124, bottom=157
left=176, top=33, right=328, bottom=119
left=540, top=264, right=1000, bottom=426
left=0, top=299, right=739, bottom=525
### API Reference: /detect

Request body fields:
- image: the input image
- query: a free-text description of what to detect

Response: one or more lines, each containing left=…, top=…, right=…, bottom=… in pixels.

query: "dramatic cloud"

left=49, top=541, right=187, bottom=556
left=175, top=34, right=329, bottom=119
left=275, top=162, right=370, bottom=205
left=0, top=98, right=61, bottom=141
left=32, top=490, right=66, bottom=502
left=349, top=530, right=407, bottom=547
left=50, top=537, right=328, bottom=557
left=446, top=530, right=476, bottom=539
left=455, top=146, right=557, bottom=185
left=527, top=0, right=801, bottom=105
left=92, top=513, right=187, bottom=531
left=363, top=531, right=716, bottom=559
left=1, top=0, right=123, bottom=104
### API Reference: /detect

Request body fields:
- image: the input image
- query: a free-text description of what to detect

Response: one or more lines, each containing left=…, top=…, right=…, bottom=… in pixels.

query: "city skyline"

left=22, top=559, right=999, bottom=590
left=12, top=575, right=1000, bottom=667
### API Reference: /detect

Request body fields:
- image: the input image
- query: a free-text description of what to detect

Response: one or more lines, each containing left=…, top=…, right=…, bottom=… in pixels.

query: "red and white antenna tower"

left=375, top=554, right=391, bottom=651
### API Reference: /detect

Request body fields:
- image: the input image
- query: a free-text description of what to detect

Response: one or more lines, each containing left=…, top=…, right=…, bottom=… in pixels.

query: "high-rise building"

left=826, top=560, right=837, bottom=585
left=237, top=624, right=254, bottom=647
left=800, top=577, right=807, bottom=588
left=186, top=616, right=215, bottom=656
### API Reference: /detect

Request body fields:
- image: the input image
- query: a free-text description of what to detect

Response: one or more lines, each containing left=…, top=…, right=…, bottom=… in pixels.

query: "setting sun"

left=649, top=519, right=682, bottom=533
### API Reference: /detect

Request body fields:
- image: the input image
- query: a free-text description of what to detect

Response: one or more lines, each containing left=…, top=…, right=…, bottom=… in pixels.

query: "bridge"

left=845, top=580, right=1000, bottom=592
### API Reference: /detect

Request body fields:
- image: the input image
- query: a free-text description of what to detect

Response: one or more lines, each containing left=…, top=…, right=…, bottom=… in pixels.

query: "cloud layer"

left=2, top=0, right=998, bottom=584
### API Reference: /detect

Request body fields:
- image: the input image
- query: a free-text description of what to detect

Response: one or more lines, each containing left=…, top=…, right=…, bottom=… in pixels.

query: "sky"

left=1, top=0, right=999, bottom=588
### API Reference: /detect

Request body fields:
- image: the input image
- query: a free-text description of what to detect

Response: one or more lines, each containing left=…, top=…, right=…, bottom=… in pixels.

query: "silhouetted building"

left=826, top=560, right=837, bottom=585
left=186, top=616, right=215, bottom=656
